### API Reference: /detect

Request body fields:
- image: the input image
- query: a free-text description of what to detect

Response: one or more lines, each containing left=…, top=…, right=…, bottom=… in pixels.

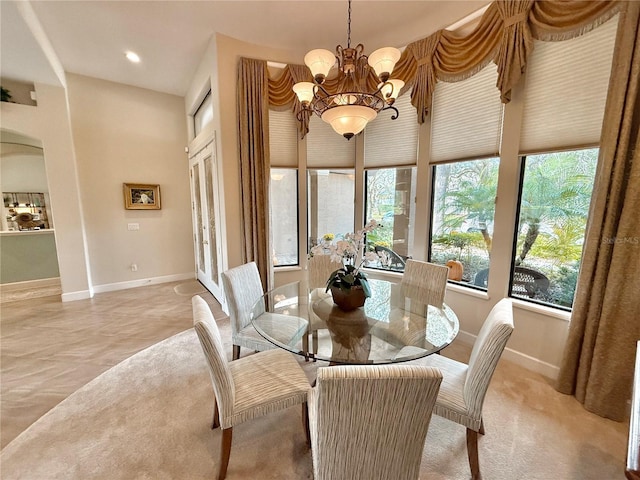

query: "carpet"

left=173, top=281, right=206, bottom=296
left=0, top=313, right=627, bottom=479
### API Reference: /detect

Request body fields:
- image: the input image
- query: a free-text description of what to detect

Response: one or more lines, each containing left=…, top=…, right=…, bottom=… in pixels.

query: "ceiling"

left=1, top=0, right=489, bottom=97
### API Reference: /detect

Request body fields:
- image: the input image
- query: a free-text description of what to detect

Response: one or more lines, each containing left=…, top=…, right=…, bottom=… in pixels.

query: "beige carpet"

left=0, top=304, right=627, bottom=480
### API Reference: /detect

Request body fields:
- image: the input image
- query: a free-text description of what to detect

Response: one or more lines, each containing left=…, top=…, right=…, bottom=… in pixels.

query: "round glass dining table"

left=250, top=278, right=459, bottom=365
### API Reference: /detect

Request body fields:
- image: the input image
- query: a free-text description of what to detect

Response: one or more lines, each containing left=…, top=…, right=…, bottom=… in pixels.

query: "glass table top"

left=250, top=278, right=459, bottom=365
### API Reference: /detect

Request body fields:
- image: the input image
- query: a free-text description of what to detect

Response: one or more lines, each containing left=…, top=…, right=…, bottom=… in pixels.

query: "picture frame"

left=123, top=183, right=161, bottom=210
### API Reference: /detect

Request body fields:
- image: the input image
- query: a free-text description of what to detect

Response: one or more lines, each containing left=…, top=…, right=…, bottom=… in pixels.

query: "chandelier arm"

left=313, top=83, right=332, bottom=98
left=382, top=104, right=400, bottom=120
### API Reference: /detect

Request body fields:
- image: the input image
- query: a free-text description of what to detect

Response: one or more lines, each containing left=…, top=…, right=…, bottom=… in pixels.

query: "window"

left=364, top=167, right=416, bottom=272
left=270, top=169, right=299, bottom=267
left=511, top=149, right=598, bottom=309
left=429, top=158, right=499, bottom=286
left=269, top=108, right=299, bottom=267
left=308, top=169, right=355, bottom=249
left=194, top=90, right=212, bottom=136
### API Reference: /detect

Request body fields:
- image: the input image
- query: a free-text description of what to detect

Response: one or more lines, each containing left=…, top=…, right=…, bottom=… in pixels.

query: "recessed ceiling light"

left=125, top=51, right=140, bottom=63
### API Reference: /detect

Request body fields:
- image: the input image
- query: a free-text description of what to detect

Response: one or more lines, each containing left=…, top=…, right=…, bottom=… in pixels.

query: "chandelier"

left=293, top=0, right=405, bottom=140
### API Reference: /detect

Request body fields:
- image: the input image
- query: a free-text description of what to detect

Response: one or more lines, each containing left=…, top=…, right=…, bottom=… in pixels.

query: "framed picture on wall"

left=123, top=183, right=161, bottom=210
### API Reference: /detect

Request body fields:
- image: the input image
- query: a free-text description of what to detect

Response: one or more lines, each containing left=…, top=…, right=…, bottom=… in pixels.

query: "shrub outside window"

left=270, top=169, right=298, bottom=266
left=364, top=167, right=416, bottom=272
left=429, top=158, right=500, bottom=286
left=511, top=149, right=598, bottom=309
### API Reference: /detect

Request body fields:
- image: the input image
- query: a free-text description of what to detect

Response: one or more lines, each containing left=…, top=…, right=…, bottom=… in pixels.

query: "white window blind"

left=269, top=109, right=298, bottom=167
left=307, top=115, right=356, bottom=168
left=520, top=15, right=618, bottom=153
left=430, top=63, right=503, bottom=163
left=364, top=93, right=419, bottom=168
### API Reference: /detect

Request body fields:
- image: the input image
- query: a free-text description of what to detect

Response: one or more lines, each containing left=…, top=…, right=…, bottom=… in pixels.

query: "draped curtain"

left=556, top=1, right=640, bottom=421
left=236, top=58, right=272, bottom=291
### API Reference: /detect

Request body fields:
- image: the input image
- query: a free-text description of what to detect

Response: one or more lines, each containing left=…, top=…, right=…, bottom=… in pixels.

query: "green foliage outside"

left=431, top=149, right=598, bottom=309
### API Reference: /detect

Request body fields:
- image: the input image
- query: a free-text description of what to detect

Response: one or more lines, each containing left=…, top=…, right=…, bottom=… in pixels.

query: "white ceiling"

left=1, top=0, right=489, bottom=97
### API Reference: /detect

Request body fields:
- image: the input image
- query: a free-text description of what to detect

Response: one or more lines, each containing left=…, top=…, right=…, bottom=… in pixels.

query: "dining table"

left=250, top=277, right=459, bottom=365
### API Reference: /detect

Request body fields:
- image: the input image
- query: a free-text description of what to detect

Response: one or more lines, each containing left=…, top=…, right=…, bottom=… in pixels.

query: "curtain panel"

left=236, top=58, right=272, bottom=291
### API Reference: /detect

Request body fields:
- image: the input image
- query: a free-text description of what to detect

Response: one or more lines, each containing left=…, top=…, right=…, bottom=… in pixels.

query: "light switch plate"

left=127, top=223, right=139, bottom=231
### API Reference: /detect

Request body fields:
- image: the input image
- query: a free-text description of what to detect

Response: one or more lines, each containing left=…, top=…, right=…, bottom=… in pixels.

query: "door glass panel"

left=204, top=155, right=218, bottom=283
left=192, top=166, right=205, bottom=271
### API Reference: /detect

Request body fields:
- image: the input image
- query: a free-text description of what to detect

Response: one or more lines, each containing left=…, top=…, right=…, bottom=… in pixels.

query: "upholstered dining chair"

left=192, top=295, right=311, bottom=480
left=406, top=298, right=514, bottom=480
left=308, top=255, right=344, bottom=357
left=401, top=259, right=450, bottom=309
left=221, top=261, right=308, bottom=360
left=309, top=364, right=443, bottom=480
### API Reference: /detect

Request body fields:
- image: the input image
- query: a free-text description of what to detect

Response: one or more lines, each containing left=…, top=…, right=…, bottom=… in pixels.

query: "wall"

left=0, top=86, right=92, bottom=301
left=185, top=33, right=300, bottom=273
left=66, top=74, right=194, bottom=290
left=1, top=232, right=59, bottom=283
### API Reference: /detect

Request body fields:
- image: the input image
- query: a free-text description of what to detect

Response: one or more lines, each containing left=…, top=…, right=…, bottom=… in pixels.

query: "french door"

left=189, top=137, right=224, bottom=303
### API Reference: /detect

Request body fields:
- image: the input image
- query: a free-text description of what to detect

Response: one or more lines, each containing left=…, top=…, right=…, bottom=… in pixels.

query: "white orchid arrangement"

left=310, top=220, right=385, bottom=297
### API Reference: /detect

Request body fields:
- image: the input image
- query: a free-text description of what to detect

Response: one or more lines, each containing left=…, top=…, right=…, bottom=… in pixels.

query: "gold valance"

left=262, top=0, right=623, bottom=135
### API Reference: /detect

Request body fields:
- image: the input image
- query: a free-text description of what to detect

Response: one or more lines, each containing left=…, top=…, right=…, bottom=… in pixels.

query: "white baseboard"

left=92, top=272, right=195, bottom=294
left=61, top=290, right=92, bottom=302
left=455, top=329, right=560, bottom=380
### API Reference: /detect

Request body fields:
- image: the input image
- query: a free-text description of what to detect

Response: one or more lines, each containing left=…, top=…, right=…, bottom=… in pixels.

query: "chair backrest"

left=312, top=364, right=442, bottom=480
left=220, top=262, right=264, bottom=334
left=463, top=298, right=514, bottom=420
left=401, top=259, right=449, bottom=308
left=308, top=255, right=343, bottom=290
left=192, top=295, right=235, bottom=422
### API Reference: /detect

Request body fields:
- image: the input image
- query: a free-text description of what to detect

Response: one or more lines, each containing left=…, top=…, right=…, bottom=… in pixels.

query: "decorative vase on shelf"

left=330, top=285, right=367, bottom=311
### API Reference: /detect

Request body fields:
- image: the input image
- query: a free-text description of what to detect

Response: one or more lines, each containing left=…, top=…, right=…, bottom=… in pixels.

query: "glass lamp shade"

left=293, top=82, right=315, bottom=105
left=368, top=47, right=401, bottom=79
left=304, top=49, right=336, bottom=81
left=378, top=79, right=405, bottom=102
left=321, top=105, right=378, bottom=138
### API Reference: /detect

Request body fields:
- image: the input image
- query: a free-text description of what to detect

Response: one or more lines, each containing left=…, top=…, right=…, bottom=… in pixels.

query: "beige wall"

left=66, top=74, right=194, bottom=289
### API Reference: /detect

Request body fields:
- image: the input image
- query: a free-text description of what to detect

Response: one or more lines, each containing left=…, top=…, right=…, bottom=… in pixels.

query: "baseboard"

left=1, top=277, right=62, bottom=303
left=455, top=329, right=560, bottom=380
left=61, top=290, right=92, bottom=302
left=92, top=273, right=195, bottom=294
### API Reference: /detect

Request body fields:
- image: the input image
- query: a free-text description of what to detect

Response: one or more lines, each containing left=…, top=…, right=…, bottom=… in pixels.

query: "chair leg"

left=232, top=345, right=240, bottom=360
left=211, top=401, right=220, bottom=429
left=466, top=428, right=481, bottom=480
left=302, top=402, right=311, bottom=448
left=312, top=330, right=318, bottom=362
left=303, top=333, right=310, bottom=362
left=218, top=427, right=233, bottom=480
left=479, top=418, right=485, bottom=436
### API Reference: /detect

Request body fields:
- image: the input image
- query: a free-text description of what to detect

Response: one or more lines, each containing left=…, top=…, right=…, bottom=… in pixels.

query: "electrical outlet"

left=130, top=264, right=138, bottom=272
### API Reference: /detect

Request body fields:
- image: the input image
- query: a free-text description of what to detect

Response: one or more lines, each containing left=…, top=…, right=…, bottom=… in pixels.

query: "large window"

left=308, top=169, right=355, bottom=250
left=429, top=158, right=499, bottom=286
left=364, top=167, right=416, bottom=272
left=270, top=169, right=298, bottom=266
left=510, top=149, right=598, bottom=309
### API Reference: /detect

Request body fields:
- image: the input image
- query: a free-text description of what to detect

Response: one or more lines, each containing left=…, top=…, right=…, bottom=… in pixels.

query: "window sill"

left=511, top=298, right=571, bottom=321
left=445, top=282, right=490, bottom=300
left=273, top=265, right=302, bottom=273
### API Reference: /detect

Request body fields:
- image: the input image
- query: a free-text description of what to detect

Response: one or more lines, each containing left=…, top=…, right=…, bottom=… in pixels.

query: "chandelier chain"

left=347, top=0, right=351, bottom=48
